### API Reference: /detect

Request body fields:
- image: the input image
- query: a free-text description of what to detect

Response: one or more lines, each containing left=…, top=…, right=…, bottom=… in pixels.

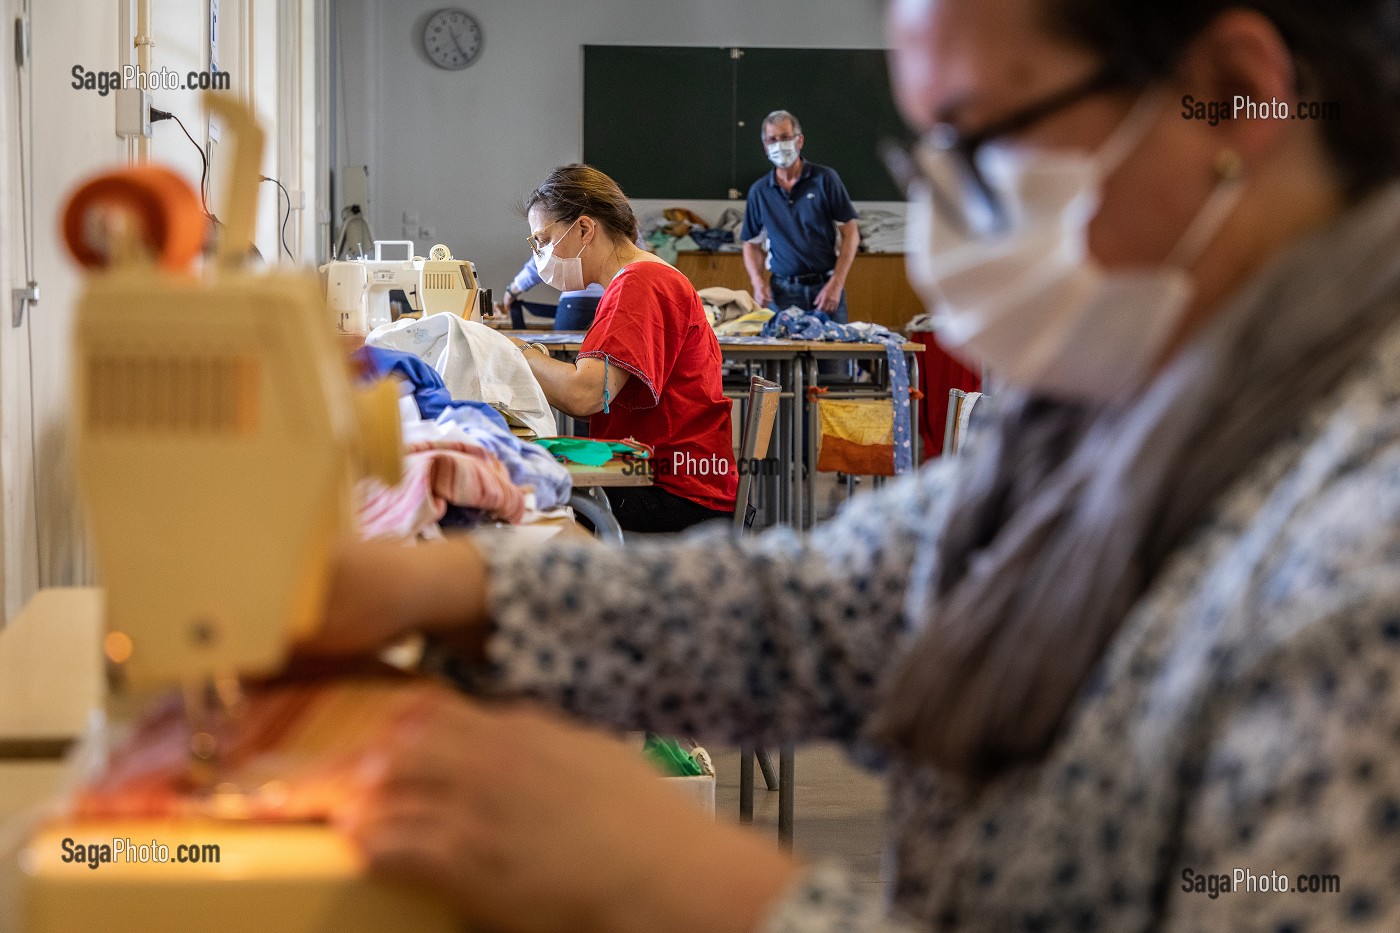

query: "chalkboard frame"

left=583, top=45, right=913, bottom=202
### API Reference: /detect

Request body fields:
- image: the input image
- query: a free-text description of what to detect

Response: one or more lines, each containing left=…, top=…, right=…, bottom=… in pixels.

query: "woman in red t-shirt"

left=513, top=164, right=736, bottom=532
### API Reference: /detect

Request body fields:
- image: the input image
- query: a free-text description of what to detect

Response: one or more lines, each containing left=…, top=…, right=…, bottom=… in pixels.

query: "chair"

left=732, top=376, right=780, bottom=533
left=944, top=389, right=984, bottom=455
left=731, top=377, right=797, bottom=847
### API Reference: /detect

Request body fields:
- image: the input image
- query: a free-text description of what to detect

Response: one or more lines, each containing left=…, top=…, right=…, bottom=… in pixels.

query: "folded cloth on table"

left=352, top=345, right=454, bottom=420
left=366, top=314, right=556, bottom=439
left=409, top=406, right=573, bottom=511
left=855, top=208, right=906, bottom=254
left=688, top=227, right=734, bottom=252
left=359, top=437, right=526, bottom=538
left=696, top=286, right=758, bottom=326
left=714, top=308, right=774, bottom=336
left=533, top=436, right=652, bottom=467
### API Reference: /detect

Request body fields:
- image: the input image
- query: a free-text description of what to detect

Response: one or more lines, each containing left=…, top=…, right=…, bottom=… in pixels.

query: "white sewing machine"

left=0, top=95, right=456, bottom=933
left=321, top=240, right=482, bottom=335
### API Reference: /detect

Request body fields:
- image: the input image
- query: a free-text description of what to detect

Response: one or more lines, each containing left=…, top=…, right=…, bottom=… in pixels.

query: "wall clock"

left=422, top=8, right=483, bottom=70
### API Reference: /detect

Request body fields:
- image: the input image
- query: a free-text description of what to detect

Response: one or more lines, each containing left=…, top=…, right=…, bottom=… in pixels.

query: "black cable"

left=260, top=175, right=294, bottom=260
left=151, top=107, right=210, bottom=216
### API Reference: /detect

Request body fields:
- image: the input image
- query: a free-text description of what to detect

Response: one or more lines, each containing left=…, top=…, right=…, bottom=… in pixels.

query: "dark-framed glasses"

left=881, top=67, right=1128, bottom=236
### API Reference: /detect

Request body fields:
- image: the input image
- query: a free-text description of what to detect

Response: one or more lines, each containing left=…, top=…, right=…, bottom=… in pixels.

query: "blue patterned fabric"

left=761, top=309, right=914, bottom=473
left=477, top=309, right=1400, bottom=931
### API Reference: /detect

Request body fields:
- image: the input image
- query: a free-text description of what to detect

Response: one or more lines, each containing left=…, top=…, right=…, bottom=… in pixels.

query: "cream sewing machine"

left=0, top=95, right=456, bottom=933
left=321, top=240, right=483, bottom=335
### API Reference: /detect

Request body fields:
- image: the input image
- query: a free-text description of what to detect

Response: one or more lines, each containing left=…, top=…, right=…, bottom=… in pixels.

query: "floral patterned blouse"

left=480, top=312, right=1400, bottom=932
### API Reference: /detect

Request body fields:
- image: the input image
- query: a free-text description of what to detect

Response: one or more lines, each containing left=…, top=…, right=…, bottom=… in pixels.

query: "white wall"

left=332, top=0, right=897, bottom=298
left=0, top=0, right=319, bottom=619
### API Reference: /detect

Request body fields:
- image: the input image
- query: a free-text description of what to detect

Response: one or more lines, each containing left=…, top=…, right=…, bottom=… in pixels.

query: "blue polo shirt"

left=740, top=160, right=859, bottom=279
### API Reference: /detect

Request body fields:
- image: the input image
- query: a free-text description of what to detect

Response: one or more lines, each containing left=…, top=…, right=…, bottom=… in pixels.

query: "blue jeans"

left=769, top=273, right=852, bottom=378
left=767, top=274, right=848, bottom=323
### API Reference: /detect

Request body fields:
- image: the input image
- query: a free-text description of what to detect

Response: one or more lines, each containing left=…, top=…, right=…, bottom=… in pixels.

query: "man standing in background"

left=741, top=110, right=861, bottom=322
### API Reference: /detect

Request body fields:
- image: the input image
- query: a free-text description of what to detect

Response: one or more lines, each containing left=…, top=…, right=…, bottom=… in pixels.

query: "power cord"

left=260, top=175, right=295, bottom=260
left=150, top=107, right=211, bottom=217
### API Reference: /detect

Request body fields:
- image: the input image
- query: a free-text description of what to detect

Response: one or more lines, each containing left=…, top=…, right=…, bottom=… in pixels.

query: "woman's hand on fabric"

left=299, top=537, right=490, bottom=660
left=343, top=694, right=802, bottom=933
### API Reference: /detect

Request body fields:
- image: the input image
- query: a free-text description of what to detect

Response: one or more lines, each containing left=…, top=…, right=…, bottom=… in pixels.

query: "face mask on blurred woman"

left=905, top=93, right=1244, bottom=403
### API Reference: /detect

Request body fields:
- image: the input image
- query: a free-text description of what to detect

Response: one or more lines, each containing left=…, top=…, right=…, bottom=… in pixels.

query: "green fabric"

left=533, top=437, right=650, bottom=467
left=642, top=734, right=704, bottom=777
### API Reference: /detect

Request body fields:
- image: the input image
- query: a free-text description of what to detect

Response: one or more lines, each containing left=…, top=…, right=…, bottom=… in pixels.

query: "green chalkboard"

left=583, top=46, right=912, bottom=201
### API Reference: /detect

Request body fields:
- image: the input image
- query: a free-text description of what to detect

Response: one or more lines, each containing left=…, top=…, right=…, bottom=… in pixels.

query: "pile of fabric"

left=366, top=312, right=556, bottom=439
left=353, top=345, right=572, bottom=540
left=854, top=208, right=907, bottom=254
left=696, top=286, right=774, bottom=335
left=641, top=207, right=744, bottom=262
left=760, top=309, right=915, bottom=474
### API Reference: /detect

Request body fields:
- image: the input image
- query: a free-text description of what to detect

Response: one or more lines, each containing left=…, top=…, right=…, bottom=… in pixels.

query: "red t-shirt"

left=578, top=261, right=737, bottom=512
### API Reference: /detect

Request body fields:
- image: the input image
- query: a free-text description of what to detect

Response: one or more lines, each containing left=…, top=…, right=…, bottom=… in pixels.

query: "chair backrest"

left=734, top=376, right=781, bottom=531
left=944, top=389, right=966, bottom=454
left=945, top=388, right=985, bottom=455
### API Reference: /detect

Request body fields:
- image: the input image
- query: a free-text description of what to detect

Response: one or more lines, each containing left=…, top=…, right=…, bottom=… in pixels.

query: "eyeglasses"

left=882, top=67, right=1128, bottom=236
left=528, top=217, right=581, bottom=257
left=763, top=133, right=800, bottom=145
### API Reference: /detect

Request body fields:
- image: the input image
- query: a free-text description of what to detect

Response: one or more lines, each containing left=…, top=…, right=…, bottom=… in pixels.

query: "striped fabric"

left=358, top=439, right=526, bottom=539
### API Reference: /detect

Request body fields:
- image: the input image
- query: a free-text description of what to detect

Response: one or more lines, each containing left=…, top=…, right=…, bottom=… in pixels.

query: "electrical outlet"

left=114, top=88, right=151, bottom=138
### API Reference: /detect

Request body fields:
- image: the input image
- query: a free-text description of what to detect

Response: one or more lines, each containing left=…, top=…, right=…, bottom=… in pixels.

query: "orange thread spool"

left=62, top=165, right=204, bottom=272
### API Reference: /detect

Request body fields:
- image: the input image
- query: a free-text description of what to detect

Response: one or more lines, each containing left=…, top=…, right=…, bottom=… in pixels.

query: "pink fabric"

left=358, top=439, right=526, bottom=539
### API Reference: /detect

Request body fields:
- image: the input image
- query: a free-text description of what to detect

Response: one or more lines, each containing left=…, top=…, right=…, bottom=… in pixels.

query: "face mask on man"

left=905, top=93, right=1244, bottom=403
left=535, top=218, right=587, bottom=292
left=766, top=139, right=800, bottom=169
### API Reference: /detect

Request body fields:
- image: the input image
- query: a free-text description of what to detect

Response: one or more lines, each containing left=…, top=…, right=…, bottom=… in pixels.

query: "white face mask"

left=766, top=139, right=800, bottom=169
left=905, top=94, right=1244, bottom=403
left=535, top=218, right=586, bottom=292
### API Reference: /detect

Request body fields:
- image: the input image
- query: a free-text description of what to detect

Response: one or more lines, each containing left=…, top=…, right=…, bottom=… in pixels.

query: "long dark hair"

left=1043, top=0, right=1400, bottom=197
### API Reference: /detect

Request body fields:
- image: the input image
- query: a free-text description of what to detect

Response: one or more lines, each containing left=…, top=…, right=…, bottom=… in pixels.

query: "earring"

left=1215, top=149, right=1244, bottom=181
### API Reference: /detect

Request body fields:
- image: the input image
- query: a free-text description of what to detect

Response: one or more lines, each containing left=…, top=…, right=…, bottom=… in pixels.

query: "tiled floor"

left=710, top=743, right=888, bottom=892
left=700, top=473, right=889, bottom=889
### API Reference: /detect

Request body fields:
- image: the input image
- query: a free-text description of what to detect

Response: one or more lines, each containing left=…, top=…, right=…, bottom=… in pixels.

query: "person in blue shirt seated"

left=496, top=253, right=604, bottom=330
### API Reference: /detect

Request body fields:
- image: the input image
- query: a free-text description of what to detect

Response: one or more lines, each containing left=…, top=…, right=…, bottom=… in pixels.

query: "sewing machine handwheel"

left=62, top=165, right=205, bottom=271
